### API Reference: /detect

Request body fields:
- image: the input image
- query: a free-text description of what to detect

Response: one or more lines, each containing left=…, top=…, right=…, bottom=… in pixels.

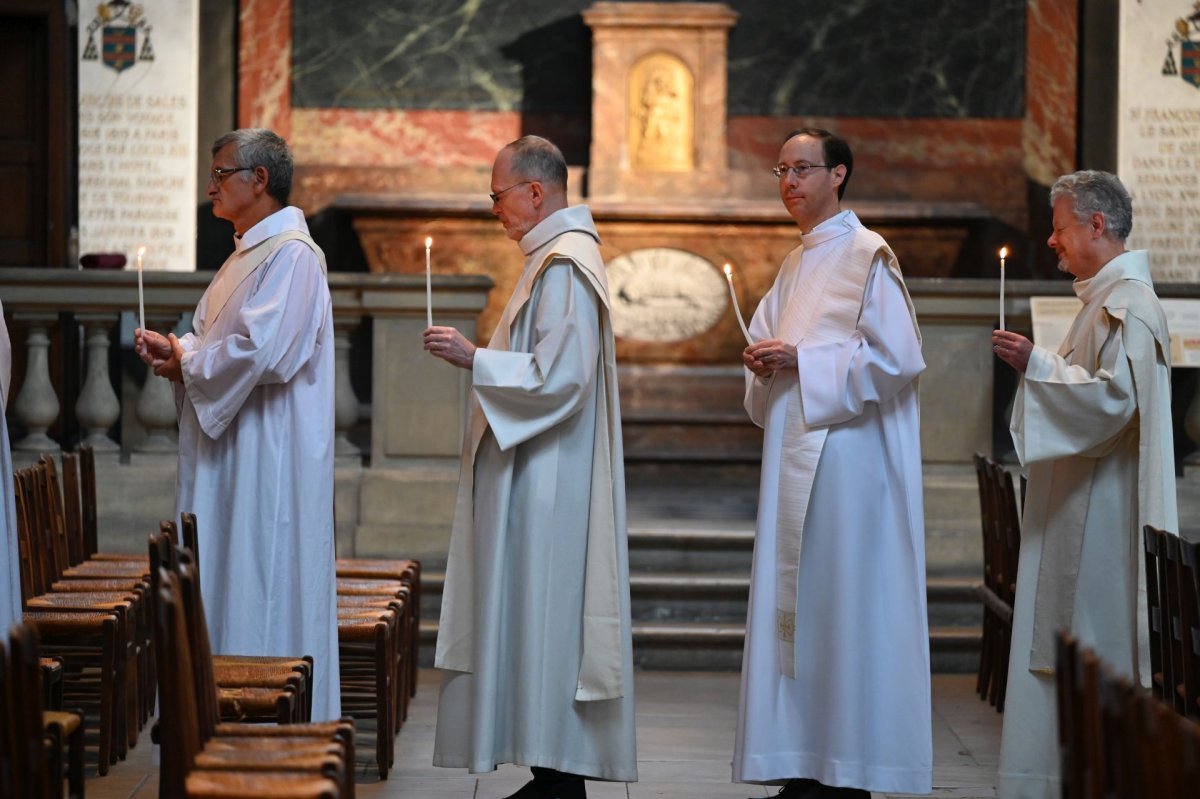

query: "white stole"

left=769, top=218, right=910, bottom=677
left=199, top=230, right=327, bottom=334
left=437, top=212, right=628, bottom=701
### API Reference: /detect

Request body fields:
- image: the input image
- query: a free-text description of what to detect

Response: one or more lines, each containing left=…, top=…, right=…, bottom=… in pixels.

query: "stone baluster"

left=334, top=316, right=362, bottom=458
left=12, top=315, right=61, bottom=452
left=134, top=318, right=179, bottom=452
left=75, top=315, right=121, bottom=452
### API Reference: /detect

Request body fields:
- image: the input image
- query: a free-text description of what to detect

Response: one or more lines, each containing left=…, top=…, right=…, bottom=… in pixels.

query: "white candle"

left=723, top=263, right=753, bottom=346
left=425, top=236, right=433, bottom=329
left=998, top=246, right=1008, bottom=331
left=137, top=245, right=146, bottom=333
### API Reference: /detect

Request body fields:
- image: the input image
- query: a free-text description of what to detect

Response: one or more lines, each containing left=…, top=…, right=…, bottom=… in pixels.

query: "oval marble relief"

left=607, top=247, right=728, bottom=343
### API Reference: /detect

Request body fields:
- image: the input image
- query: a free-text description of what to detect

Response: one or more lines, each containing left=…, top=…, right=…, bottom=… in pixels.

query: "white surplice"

left=434, top=206, right=637, bottom=781
left=0, top=301, right=19, bottom=630
left=174, top=206, right=340, bottom=720
left=734, top=212, right=932, bottom=795
left=997, top=250, right=1177, bottom=799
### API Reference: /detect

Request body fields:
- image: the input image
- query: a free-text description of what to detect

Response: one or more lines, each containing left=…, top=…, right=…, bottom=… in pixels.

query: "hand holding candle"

left=425, top=236, right=433, bottom=329
left=723, top=263, right=753, bottom=346
left=137, top=245, right=147, bottom=333
left=998, top=246, right=1008, bottom=331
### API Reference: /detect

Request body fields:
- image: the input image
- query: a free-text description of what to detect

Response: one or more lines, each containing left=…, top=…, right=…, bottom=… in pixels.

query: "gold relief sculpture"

left=628, top=53, right=694, bottom=172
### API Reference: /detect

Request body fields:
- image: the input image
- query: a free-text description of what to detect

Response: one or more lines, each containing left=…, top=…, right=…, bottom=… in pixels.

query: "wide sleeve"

left=472, top=261, right=601, bottom=452
left=743, top=278, right=782, bottom=428
left=794, top=256, right=925, bottom=428
left=180, top=241, right=329, bottom=440
left=1011, top=311, right=1137, bottom=465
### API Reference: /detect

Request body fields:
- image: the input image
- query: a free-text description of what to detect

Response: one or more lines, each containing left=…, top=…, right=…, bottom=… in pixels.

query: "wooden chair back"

left=59, top=452, right=84, bottom=567
left=1145, top=525, right=1167, bottom=701
left=78, top=445, right=98, bottom=559
left=153, top=568, right=205, bottom=798
left=1180, top=538, right=1200, bottom=719
left=7, top=625, right=50, bottom=799
left=1056, top=632, right=1082, bottom=799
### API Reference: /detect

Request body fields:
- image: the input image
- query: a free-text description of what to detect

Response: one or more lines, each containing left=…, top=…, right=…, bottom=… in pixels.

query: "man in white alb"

left=135, top=128, right=340, bottom=720
left=992, top=170, right=1177, bottom=798
left=733, top=128, right=932, bottom=799
left=424, top=135, right=636, bottom=799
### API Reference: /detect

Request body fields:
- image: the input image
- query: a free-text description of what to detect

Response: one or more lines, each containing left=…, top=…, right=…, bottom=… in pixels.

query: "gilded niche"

left=628, top=53, right=694, bottom=172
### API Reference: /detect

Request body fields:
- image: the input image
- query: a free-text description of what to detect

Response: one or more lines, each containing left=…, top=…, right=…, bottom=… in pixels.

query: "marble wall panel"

left=290, top=0, right=1024, bottom=119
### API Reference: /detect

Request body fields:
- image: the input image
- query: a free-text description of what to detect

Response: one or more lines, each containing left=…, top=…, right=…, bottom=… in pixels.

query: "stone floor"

left=86, top=669, right=1001, bottom=799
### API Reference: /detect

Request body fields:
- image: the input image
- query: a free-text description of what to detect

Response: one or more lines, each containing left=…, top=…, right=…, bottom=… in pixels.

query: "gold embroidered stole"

left=771, top=223, right=899, bottom=677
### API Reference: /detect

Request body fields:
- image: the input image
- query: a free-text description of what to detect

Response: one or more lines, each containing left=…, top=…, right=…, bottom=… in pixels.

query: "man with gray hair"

left=135, top=128, right=340, bottom=720
left=424, top=135, right=637, bottom=798
left=991, top=170, right=1177, bottom=797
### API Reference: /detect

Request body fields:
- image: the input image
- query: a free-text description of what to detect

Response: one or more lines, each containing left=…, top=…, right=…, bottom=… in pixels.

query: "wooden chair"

left=154, top=569, right=346, bottom=799
left=1144, top=525, right=1168, bottom=703
left=168, top=518, right=315, bottom=724
left=3, top=624, right=86, bottom=799
left=1180, top=537, right=1200, bottom=720
left=973, top=454, right=1016, bottom=712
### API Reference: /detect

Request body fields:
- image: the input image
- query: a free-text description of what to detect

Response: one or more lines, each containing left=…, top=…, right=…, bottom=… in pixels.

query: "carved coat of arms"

left=1162, top=2, right=1200, bottom=88
left=81, top=1, right=155, bottom=74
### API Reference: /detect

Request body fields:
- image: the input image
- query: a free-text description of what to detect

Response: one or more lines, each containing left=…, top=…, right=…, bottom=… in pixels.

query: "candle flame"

left=137, top=246, right=146, bottom=257
left=425, top=237, right=433, bottom=248
left=999, top=246, right=1008, bottom=259
left=723, top=263, right=732, bottom=277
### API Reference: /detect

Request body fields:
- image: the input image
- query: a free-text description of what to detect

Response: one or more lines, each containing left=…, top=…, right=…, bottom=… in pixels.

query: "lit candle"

left=137, top=245, right=146, bottom=334
left=425, top=236, right=433, bottom=329
left=998, top=246, right=1008, bottom=331
left=723, top=263, right=753, bottom=346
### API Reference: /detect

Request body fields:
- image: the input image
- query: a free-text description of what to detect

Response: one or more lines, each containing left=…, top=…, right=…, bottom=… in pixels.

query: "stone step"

left=416, top=619, right=982, bottom=673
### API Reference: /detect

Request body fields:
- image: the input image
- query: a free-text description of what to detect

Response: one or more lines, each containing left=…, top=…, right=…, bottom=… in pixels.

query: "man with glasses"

left=134, top=127, right=340, bottom=720
left=424, top=135, right=636, bottom=798
left=991, top=171, right=1177, bottom=798
left=733, top=128, right=931, bottom=798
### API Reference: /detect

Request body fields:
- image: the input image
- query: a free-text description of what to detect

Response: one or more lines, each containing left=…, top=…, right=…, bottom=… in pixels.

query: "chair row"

left=1, top=623, right=85, bottom=799
left=1144, top=525, right=1200, bottom=720
left=150, top=529, right=356, bottom=798
left=1056, top=632, right=1200, bottom=799
left=16, top=451, right=153, bottom=774
left=973, top=453, right=1021, bottom=712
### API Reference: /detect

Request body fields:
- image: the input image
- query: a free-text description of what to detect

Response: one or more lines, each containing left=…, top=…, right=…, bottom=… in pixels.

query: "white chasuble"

left=434, top=206, right=636, bottom=781
left=0, top=301, right=18, bottom=630
left=734, top=211, right=932, bottom=795
left=998, top=250, right=1177, bottom=799
left=174, top=207, right=341, bottom=720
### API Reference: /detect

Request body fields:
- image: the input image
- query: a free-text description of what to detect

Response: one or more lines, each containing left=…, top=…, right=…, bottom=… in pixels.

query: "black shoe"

left=753, top=779, right=819, bottom=799
left=808, top=785, right=869, bottom=799
left=503, top=768, right=587, bottom=799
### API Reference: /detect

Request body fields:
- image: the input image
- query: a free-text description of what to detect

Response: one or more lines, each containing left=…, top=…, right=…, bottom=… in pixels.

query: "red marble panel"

left=1024, top=0, right=1077, bottom=186
left=238, top=0, right=292, bottom=136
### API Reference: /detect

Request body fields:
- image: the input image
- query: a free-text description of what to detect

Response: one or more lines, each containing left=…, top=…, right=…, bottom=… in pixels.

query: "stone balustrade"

left=0, top=268, right=493, bottom=558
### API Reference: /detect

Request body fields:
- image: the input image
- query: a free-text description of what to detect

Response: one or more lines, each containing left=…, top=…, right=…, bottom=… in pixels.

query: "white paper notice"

left=78, top=0, right=198, bottom=272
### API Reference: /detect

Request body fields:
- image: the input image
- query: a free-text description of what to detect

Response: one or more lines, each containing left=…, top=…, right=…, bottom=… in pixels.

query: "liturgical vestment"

left=174, top=207, right=341, bottom=720
left=997, top=250, right=1177, bottom=799
left=734, top=211, right=932, bottom=795
left=434, top=205, right=637, bottom=781
left=0, top=301, right=18, bottom=630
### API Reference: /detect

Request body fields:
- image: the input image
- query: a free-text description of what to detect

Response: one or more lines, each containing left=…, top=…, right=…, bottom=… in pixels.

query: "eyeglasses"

left=772, top=163, right=833, bottom=179
left=489, top=181, right=531, bottom=204
left=208, top=166, right=255, bottom=184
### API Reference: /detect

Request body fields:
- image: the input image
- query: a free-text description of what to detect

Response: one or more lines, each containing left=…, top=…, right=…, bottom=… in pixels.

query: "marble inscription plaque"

left=292, top=0, right=1024, bottom=119
left=608, top=248, right=728, bottom=343
left=78, top=0, right=198, bottom=271
left=1119, top=0, right=1200, bottom=282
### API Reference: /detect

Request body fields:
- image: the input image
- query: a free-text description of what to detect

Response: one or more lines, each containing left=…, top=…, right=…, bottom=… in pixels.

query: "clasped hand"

left=744, top=339, right=797, bottom=379
left=424, top=326, right=476, bottom=369
left=134, top=328, right=184, bottom=383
